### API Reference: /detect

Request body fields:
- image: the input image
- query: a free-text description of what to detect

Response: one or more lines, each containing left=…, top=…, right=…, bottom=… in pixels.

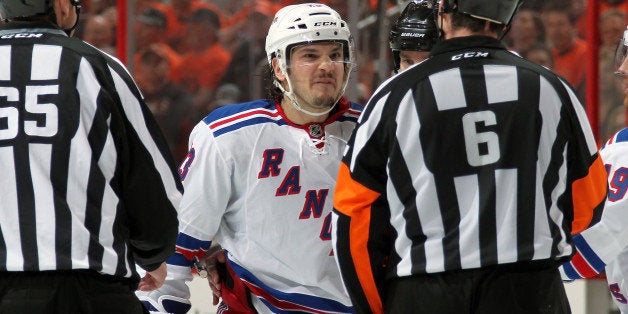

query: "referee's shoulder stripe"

left=204, top=100, right=285, bottom=137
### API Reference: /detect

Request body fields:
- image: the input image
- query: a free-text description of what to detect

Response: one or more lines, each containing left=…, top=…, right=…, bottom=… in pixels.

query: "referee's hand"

left=138, top=262, right=167, bottom=291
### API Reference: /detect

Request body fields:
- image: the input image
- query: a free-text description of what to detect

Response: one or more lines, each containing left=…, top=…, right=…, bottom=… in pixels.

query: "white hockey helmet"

left=265, top=3, right=354, bottom=71
left=265, top=3, right=354, bottom=117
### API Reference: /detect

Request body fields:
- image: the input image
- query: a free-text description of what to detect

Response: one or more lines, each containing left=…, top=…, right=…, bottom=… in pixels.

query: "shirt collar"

left=0, top=21, right=67, bottom=37
left=430, top=36, right=506, bottom=57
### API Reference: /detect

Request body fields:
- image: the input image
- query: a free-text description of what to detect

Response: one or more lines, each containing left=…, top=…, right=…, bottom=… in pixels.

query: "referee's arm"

left=108, top=64, right=182, bottom=272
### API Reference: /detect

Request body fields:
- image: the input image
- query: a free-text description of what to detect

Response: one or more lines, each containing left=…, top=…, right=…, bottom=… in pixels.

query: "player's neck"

left=280, top=98, right=328, bottom=125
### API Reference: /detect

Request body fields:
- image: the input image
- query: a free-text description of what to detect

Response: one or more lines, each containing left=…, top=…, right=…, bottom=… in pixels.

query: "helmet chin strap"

left=275, top=62, right=350, bottom=118
left=64, top=3, right=81, bottom=36
left=274, top=80, right=333, bottom=117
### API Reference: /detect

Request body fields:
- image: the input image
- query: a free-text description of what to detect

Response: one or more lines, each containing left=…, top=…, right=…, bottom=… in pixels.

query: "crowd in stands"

left=76, top=0, right=628, bottom=160
left=502, top=0, right=627, bottom=142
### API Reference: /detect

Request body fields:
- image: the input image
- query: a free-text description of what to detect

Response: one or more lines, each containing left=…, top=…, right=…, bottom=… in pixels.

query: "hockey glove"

left=136, top=289, right=191, bottom=314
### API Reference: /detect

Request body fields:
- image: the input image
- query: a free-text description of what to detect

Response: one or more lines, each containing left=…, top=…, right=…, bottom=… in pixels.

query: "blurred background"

left=73, top=0, right=627, bottom=312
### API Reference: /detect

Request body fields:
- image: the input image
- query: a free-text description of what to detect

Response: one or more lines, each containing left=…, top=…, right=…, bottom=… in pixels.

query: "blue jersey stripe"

left=229, top=258, right=353, bottom=313
left=562, top=262, right=581, bottom=279
left=615, top=127, right=628, bottom=143
left=176, top=232, right=211, bottom=252
left=167, top=252, right=193, bottom=267
left=572, top=234, right=606, bottom=273
left=213, top=117, right=288, bottom=137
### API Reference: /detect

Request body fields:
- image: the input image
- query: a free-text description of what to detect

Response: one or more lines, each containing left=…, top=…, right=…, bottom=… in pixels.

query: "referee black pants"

left=0, top=270, right=147, bottom=314
left=385, top=261, right=571, bottom=314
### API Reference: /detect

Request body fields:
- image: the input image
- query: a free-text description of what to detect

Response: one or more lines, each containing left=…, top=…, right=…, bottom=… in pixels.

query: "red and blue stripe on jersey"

left=602, top=127, right=628, bottom=149
left=227, top=257, right=353, bottom=314
left=205, top=100, right=286, bottom=138
left=561, top=233, right=607, bottom=280
left=203, top=99, right=362, bottom=138
left=167, top=232, right=211, bottom=267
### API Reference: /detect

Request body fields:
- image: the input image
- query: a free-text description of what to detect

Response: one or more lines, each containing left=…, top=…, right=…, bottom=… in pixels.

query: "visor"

left=614, top=28, right=628, bottom=76
left=285, top=40, right=355, bottom=70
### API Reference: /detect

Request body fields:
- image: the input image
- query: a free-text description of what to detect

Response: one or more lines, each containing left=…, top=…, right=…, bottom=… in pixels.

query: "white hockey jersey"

left=151, top=98, right=361, bottom=313
left=601, top=128, right=628, bottom=313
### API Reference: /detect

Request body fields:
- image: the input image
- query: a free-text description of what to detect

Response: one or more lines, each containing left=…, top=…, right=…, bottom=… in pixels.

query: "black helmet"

left=389, top=0, right=438, bottom=72
left=442, top=0, right=522, bottom=25
left=0, top=0, right=80, bottom=20
left=0, top=0, right=52, bottom=20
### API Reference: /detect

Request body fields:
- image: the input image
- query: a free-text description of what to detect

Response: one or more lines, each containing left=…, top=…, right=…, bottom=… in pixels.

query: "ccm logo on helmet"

left=314, top=21, right=337, bottom=26
left=451, top=51, right=489, bottom=61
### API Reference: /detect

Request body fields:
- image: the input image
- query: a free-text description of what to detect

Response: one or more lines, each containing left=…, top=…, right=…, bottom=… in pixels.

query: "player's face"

left=619, top=57, right=628, bottom=95
left=399, top=50, right=430, bottom=72
left=287, top=42, right=347, bottom=112
left=615, top=40, right=628, bottom=95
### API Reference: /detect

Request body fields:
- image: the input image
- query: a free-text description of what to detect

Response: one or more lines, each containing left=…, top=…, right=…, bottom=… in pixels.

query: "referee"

left=0, top=0, right=181, bottom=313
left=332, top=0, right=608, bottom=313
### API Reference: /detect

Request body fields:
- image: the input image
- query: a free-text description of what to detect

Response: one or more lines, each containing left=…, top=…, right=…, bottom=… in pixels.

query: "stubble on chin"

left=311, top=95, right=337, bottom=109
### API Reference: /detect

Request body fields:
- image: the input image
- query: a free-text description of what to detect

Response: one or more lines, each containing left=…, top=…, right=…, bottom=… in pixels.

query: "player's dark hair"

left=450, top=12, right=505, bottom=37
left=265, top=64, right=284, bottom=100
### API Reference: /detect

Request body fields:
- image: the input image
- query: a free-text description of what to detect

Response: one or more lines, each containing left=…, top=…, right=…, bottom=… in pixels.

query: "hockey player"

left=583, top=27, right=628, bottom=313
left=389, top=0, right=439, bottom=73
left=136, top=3, right=361, bottom=313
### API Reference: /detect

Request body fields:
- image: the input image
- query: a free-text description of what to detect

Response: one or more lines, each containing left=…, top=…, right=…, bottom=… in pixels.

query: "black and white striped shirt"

left=0, top=22, right=181, bottom=279
left=332, top=36, right=607, bottom=312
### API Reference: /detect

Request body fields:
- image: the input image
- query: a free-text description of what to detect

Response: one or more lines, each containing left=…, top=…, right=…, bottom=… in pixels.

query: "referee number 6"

left=0, top=85, right=59, bottom=140
left=462, top=110, right=500, bottom=167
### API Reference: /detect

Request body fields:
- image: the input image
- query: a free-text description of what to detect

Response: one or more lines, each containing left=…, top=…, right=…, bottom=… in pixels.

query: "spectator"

left=542, top=2, right=588, bottom=103
left=171, top=8, right=232, bottom=111
left=134, top=0, right=163, bottom=16
left=134, top=46, right=195, bottom=162
left=569, top=0, right=588, bottom=38
left=133, top=8, right=181, bottom=77
left=599, top=10, right=627, bottom=137
left=82, top=14, right=116, bottom=55
left=159, top=0, right=226, bottom=52
left=206, top=83, right=242, bottom=113
left=601, top=0, right=628, bottom=16
left=219, top=0, right=276, bottom=100
left=505, top=6, right=545, bottom=57
left=523, top=44, right=554, bottom=69
left=85, top=0, right=116, bottom=15
left=600, top=104, right=627, bottom=142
